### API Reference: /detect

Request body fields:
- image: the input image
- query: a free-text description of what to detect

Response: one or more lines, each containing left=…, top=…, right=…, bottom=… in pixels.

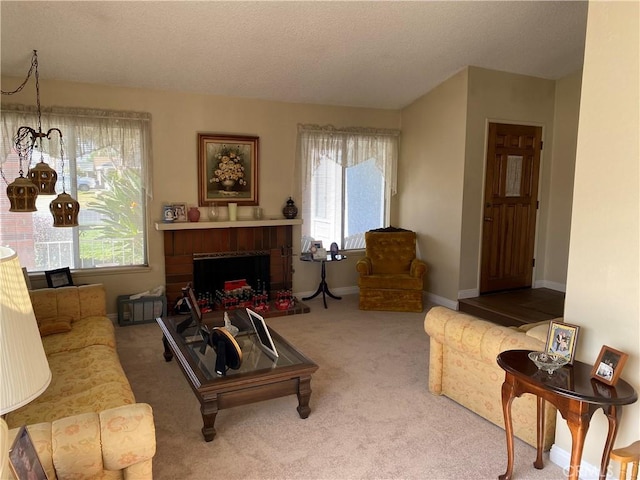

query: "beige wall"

left=399, top=68, right=469, bottom=303
left=544, top=70, right=582, bottom=289
left=460, top=67, right=558, bottom=294
left=557, top=1, right=639, bottom=473
left=0, top=78, right=400, bottom=312
left=400, top=65, right=577, bottom=304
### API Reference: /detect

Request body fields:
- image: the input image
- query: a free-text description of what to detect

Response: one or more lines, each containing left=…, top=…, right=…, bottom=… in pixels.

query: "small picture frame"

left=44, top=267, right=74, bottom=288
left=172, top=203, right=188, bottom=222
left=162, top=204, right=176, bottom=223
left=590, top=345, right=628, bottom=386
left=544, top=321, right=580, bottom=364
left=9, top=426, right=48, bottom=480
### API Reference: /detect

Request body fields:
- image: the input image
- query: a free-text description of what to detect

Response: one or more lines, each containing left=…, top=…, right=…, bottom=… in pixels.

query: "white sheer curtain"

left=1, top=104, right=153, bottom=198
left=296, top=123, right=400, bottom=196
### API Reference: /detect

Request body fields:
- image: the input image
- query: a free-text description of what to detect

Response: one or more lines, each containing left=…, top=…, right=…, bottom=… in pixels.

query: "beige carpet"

left=115, top=294, right=564, bottom=479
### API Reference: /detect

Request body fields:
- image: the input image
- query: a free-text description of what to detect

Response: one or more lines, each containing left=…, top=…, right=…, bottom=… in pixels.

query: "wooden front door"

left=480, top=123, right=542, bottom=294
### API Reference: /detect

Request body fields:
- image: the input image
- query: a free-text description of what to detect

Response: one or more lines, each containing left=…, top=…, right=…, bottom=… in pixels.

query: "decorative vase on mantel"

left=208, top=203, right=219, bottom=221
left=188, top=206, right=200, bottom=222
left=282, top=197, right=298, bottom=219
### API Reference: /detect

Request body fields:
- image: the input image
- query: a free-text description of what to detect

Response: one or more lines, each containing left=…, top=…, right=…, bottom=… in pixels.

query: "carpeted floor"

left=115, top=294, right=565, bottom=479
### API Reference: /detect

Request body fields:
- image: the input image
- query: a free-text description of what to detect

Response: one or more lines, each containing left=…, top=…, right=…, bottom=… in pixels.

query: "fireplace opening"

left=193, top=251, right=271, bottom=299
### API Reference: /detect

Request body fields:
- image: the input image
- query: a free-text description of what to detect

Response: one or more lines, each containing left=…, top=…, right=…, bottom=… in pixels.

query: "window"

left=297, top=124, right=399, bottom=250
left=0, top=105, right=152, bottom=271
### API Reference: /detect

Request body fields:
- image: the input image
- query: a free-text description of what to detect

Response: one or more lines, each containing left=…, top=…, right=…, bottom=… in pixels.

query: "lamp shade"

left=0, top=246, right=51, bottom=415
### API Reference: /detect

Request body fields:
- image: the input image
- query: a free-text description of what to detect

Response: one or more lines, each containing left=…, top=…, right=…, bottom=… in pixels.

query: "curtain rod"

left=1, top=104, right=151, bottom=122
left=298, top=123, right=400, bottom=136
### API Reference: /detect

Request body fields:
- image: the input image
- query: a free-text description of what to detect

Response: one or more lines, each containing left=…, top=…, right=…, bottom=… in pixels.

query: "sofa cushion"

left=42, top=316, right=116, bottom=355
left=37, top=315, right=72, bottom=337
left=37, top=345, right=133, bottom=403
left=6, top=381, right=136, bottom=428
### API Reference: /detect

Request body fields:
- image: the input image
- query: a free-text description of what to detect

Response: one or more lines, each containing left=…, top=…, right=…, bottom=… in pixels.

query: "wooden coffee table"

left=157, top=311, right=319, bottom=441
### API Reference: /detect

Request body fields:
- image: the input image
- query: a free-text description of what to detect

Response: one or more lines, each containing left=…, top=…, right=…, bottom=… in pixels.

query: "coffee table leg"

left=201, top=398, right=218, bottom=442
left=162, top=335, right=173, bottom=362
left=296, top=375, right=312, bottom=419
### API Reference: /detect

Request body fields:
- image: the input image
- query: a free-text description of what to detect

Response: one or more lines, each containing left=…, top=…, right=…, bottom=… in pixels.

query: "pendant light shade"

left=50, top=192, right=79, bottom=227
left=6, top=175, right=39, bottom=212
left=28, top=160, right=58, bottom=195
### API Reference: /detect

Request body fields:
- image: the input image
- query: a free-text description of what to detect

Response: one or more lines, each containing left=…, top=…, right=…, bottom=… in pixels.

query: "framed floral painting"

left=198, top=133, right=259, bottom=206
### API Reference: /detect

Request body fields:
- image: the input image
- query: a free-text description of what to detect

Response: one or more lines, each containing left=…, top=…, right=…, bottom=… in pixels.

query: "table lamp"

left=0, top=246, right=51, bottom=417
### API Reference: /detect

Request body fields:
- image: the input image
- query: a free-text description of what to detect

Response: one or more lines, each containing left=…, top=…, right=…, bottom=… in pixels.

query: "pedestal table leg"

left=499, top=377, right=516, bottom=480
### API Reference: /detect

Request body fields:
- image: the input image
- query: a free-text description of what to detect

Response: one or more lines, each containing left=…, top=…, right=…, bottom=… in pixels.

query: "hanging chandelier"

left=1, top=50, right=79, bottom=226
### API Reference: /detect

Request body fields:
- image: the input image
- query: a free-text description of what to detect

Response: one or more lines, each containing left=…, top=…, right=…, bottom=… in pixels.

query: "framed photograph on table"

left=591, top=345, right=628, bottom=386
left=544, top=321, right=580, bottom=364
left=198, top=133, right=259, bottom=206
left=9, top=426, right=48, bottom=480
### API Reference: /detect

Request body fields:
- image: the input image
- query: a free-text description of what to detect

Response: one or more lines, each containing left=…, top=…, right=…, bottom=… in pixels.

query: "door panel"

left=480, top=123, right=542, bottom=294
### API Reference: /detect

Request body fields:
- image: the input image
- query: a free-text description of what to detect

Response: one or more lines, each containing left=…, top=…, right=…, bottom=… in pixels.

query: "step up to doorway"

left=458, top=288, right=565, bottom=328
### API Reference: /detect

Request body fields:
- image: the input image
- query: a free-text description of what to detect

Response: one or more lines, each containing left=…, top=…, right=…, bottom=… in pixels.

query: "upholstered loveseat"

left=4, top=284, right=156, bottom=478
left=424, top=306, right=558, bottom=450
left=356, top=228, right=427, bottom=312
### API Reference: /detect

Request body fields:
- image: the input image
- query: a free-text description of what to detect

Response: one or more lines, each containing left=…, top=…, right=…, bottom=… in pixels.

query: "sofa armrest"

left=424, top=306, right=547, bottom=393
left=356, top=257, right=372, bottom=276
left=6, top=404, right=155, bottom=480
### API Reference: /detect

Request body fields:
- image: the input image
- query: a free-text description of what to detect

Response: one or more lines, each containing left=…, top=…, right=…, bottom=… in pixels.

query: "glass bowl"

left=528, top=351, right=568, bottom=374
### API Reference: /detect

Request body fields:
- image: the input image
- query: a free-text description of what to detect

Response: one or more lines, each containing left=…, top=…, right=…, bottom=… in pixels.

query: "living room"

left=1, top=2, right=638, bottom=479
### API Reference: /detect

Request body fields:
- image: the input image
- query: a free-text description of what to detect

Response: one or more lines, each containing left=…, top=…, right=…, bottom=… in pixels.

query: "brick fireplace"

left=157, top=219, right=301, bottom=307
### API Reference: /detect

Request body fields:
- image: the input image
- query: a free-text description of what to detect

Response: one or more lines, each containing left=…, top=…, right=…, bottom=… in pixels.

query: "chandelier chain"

left=1, top=50, right=38, bottom=97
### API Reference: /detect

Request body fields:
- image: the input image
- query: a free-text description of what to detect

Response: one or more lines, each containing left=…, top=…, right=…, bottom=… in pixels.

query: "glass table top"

left=164, top=309, right=309, bottom=380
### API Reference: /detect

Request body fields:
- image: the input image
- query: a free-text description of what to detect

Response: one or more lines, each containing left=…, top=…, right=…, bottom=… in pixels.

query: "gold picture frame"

left=544, top=321, right=580, bottom=364
left=198, top=133, right=259, bottom=206
left=591, top=345, right=628, bottom=386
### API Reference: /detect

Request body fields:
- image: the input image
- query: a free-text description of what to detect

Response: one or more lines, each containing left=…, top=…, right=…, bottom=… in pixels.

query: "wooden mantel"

left=158, top=219, right=301, bottom=307
left=154, top=218, right=302, bottom=231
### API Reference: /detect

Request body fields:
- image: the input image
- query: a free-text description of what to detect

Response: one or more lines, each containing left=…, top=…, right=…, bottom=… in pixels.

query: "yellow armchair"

left=356, top=228, right=427, bottom=312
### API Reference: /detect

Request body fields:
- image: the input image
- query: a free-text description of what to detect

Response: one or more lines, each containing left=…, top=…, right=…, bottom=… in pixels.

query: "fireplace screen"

left=193, top=252, right=270, bottom=299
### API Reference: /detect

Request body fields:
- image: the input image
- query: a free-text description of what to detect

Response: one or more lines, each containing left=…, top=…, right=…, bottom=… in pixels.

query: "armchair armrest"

left=410, top=258, right=427, bottom=279
left=356, top=257, right=372, bottom=276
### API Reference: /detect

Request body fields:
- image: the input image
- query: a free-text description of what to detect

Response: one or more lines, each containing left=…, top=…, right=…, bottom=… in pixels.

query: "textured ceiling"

left=1, top=1, right=588, bottom=110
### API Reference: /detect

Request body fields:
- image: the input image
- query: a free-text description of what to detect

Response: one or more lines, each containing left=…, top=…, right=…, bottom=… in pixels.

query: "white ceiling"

left=1, top=1, right=588, bottom=110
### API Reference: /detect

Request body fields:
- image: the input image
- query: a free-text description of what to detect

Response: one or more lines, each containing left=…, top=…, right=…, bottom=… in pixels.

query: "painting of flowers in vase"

left=198, top=134, right=259, bottom=206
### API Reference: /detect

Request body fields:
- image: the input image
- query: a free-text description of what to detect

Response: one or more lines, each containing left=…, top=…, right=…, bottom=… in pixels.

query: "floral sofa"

left=424, top=306, right=558, bottom=450
left=4, top=284, right=155, bottom=478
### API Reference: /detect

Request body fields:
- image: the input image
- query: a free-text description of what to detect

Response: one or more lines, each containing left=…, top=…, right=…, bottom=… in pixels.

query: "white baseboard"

left=533, top=280, right=567, bottom=292
left=549, top=445, right=613, bottom=479
left=295, top=287, right=458, bottom=310
left=425, top=292, right=458, bottom=310
left=458, top=288, right=479, bottom=299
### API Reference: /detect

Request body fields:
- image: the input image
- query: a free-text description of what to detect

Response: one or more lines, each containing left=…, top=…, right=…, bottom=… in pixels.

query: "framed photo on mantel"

left=198, top=133, right=259, bottom=206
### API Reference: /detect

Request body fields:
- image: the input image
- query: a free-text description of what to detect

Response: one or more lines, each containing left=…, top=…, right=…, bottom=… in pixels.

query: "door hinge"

left=540, top=141, right=544, bottom=150
left=532, top=258, right=536, bottom=267
left=536, top=201, right=539, bottom=209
